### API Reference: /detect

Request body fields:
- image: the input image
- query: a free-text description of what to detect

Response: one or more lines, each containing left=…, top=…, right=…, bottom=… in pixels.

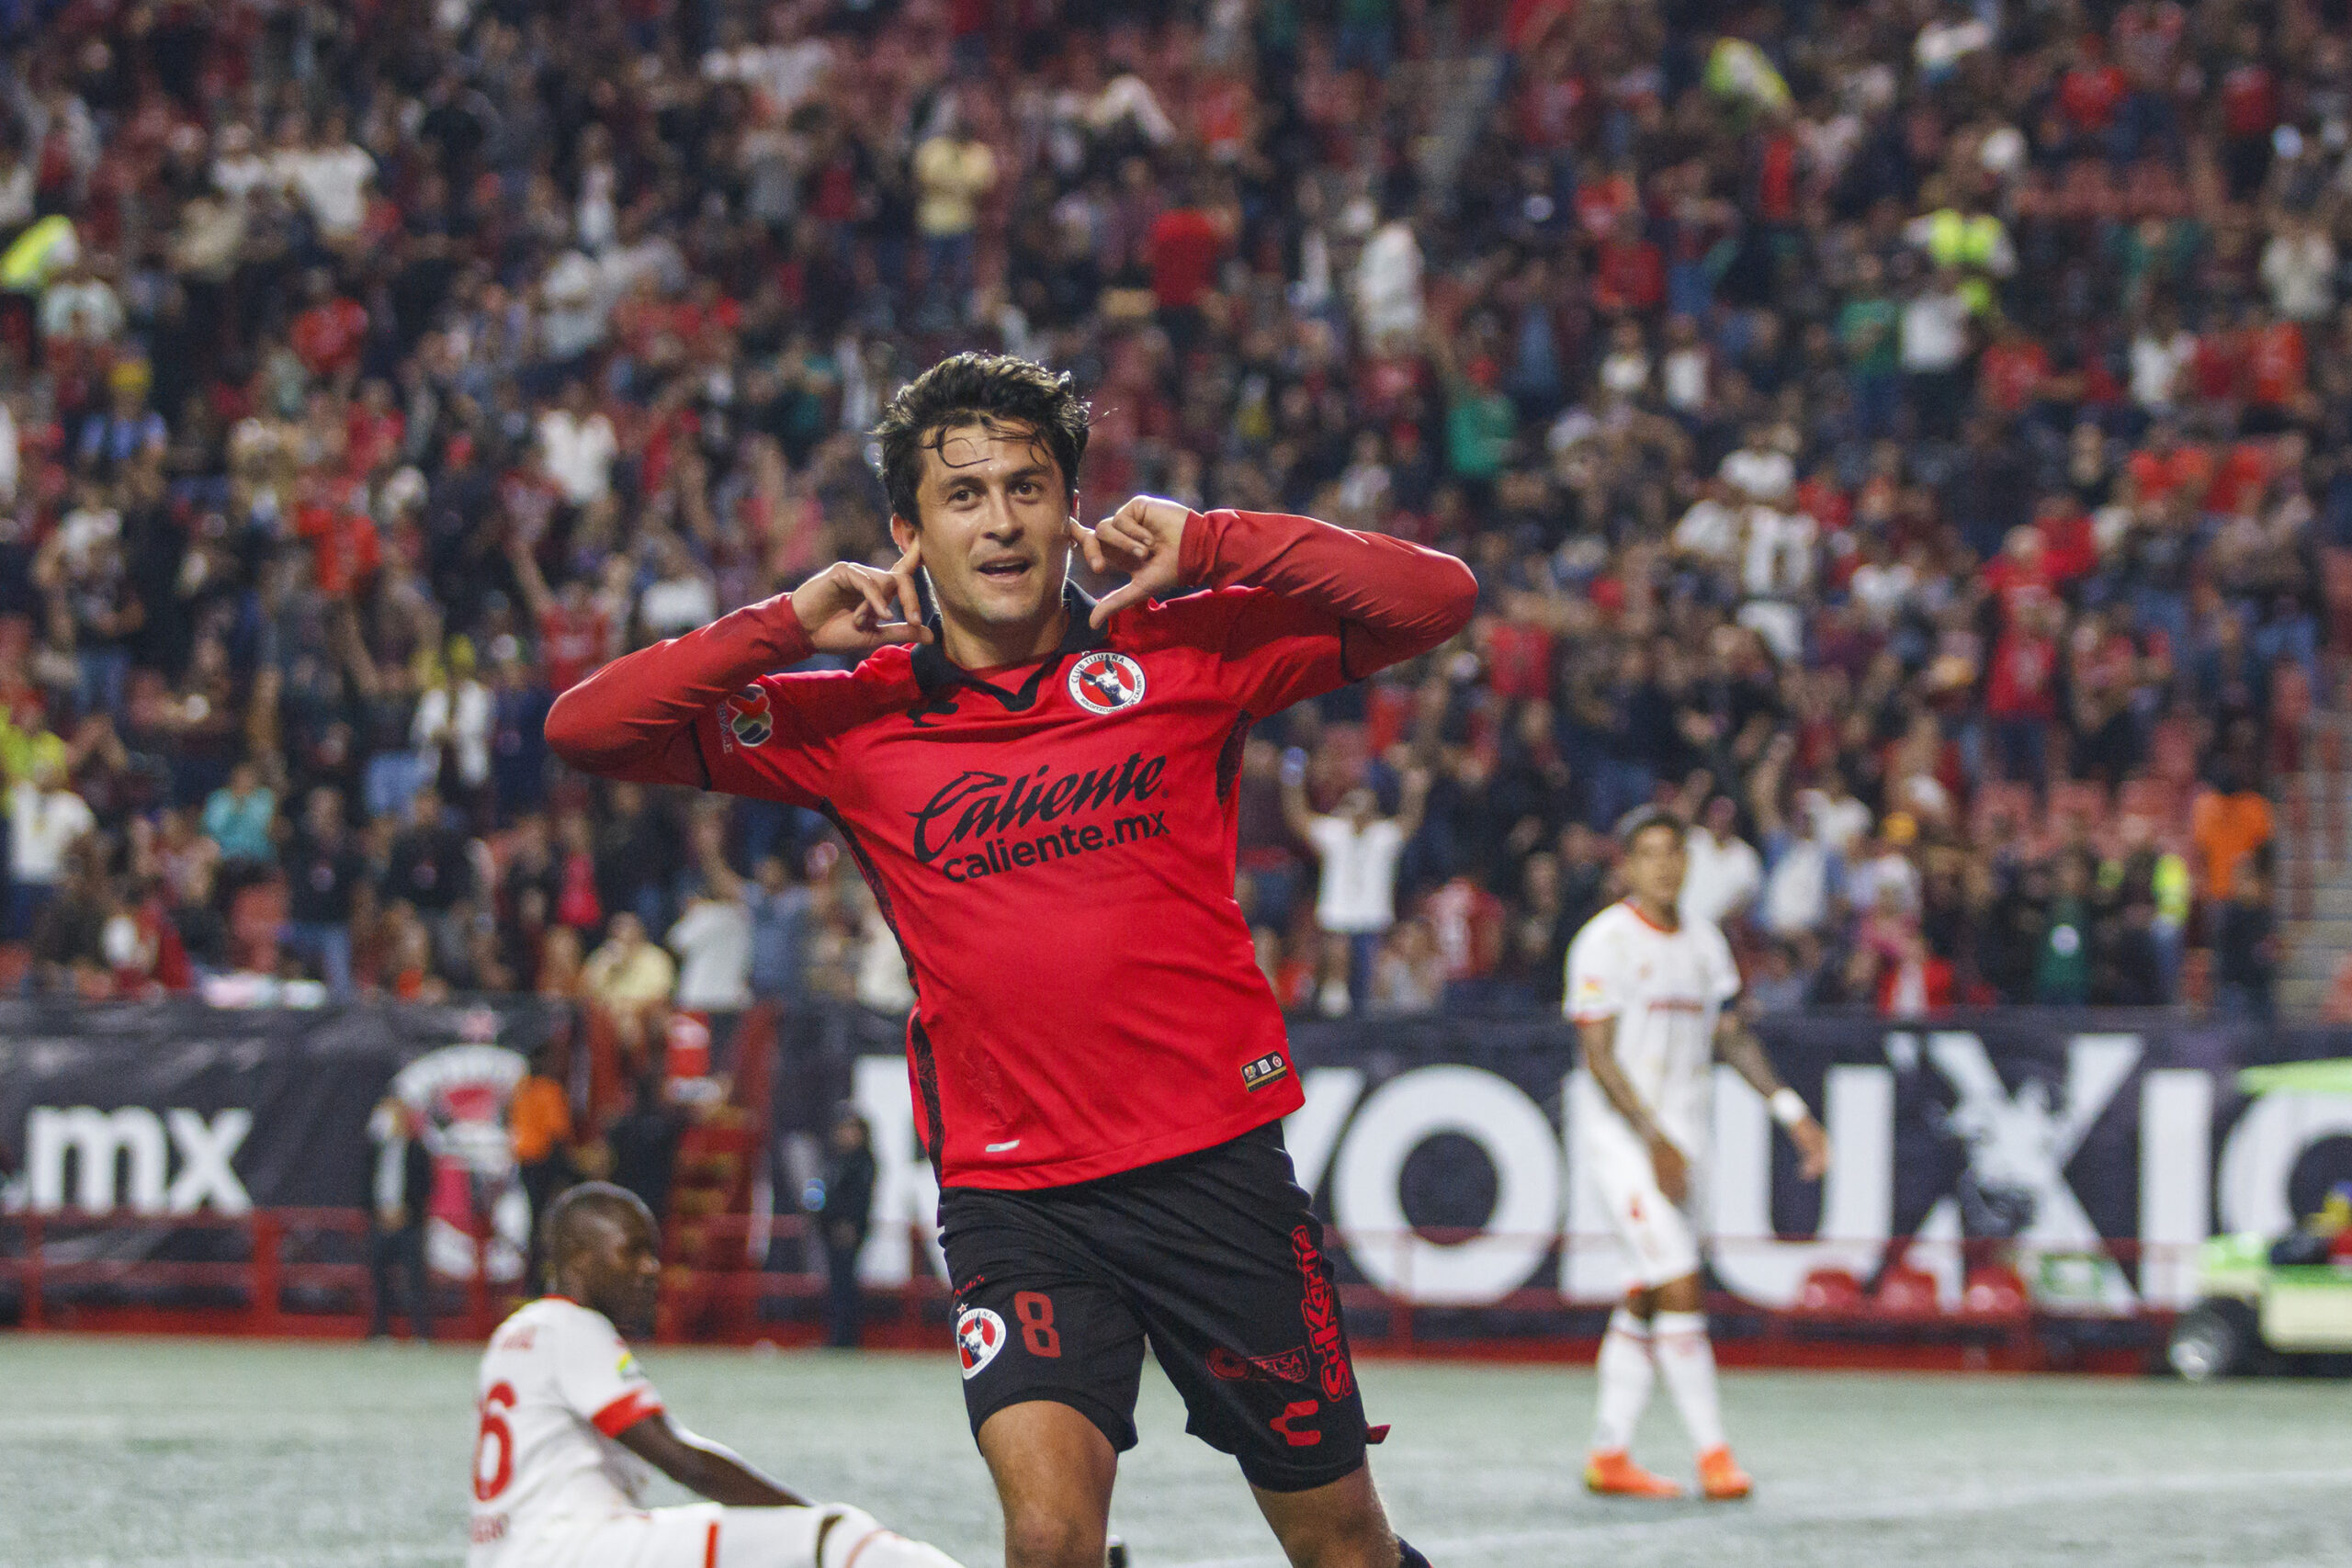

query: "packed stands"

left=0, top=0, right=2345, bottom=1035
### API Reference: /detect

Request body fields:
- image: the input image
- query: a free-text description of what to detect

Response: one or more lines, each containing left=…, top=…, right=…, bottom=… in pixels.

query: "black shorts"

left=938, top=1122, right=1374, bottom=1493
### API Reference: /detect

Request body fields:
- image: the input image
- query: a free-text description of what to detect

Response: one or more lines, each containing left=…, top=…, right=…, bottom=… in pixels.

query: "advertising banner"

left=838, top=1009, right=2352, bottom=1314
left=0, top=1000, right=555, bottom=1280
left=10, top=1000, right=2352, bottom=1322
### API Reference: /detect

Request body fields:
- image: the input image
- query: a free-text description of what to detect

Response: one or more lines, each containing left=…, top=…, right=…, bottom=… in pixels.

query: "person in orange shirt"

left=511, top=1043, right=576, bottom=1237
left=2190, top=756, right=2273, bottom=904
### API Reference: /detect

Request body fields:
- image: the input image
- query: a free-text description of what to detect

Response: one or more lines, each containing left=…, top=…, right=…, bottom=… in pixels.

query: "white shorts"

left=520, top=1504, right=824, bottom=1568
left=1589, top=1149, right=1705, bottom=1291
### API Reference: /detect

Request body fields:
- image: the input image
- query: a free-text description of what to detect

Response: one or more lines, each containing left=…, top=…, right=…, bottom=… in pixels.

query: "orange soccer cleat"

left=1697, top=1445, right=1753, bottom=1500
left=1584, top=1450, right=1686, bottom=1498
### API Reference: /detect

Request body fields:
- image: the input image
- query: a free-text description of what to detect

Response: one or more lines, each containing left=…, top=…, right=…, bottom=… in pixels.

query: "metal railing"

left=0, top=1209, right=2195, bottom=1368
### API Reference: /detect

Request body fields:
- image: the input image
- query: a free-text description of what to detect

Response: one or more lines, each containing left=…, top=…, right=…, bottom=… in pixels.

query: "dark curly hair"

left=870, top=353, right=1091, bottom=526
left=1614, top=804, right=1688, bottom=851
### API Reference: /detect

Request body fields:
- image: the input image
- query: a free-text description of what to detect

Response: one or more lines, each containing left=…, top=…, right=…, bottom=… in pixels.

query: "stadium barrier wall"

left=5, top=999, right=2351, bottom=1363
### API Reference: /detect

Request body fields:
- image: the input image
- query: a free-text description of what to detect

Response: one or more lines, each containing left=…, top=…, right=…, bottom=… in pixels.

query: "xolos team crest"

left=956, top=1306, right=1007, bottom=1378
left=1068, top=650, right=1146, bottom=715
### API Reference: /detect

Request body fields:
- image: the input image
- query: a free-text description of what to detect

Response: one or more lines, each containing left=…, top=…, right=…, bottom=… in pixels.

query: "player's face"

left=893, top=422, right=1074, bottom=636
left=577, top=1208, right=663, bottom=1332
left=1623, top=824, right=1686, bottom=913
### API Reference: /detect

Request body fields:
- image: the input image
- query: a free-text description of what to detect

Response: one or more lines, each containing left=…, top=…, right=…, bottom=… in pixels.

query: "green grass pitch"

left=2, top=1336, right=2346, bottom=1566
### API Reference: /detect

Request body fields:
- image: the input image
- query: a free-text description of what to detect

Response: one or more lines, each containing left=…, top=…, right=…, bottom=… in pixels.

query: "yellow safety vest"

left=0, top=216, right=75, bottom=293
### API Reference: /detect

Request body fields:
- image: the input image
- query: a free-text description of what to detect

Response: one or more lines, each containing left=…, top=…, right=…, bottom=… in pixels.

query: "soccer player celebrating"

left=1565, top=807, right=1831, bottom=1501
left=468, top=1182, right=964, bottom=1568
left=546, top=354, right=1475, bottom=1568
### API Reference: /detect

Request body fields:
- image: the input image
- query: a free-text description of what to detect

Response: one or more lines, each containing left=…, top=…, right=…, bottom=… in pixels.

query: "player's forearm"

left=544, top=596, right=813, bottom=784
left=1179, top=508, right=1477, bottom=675
left=676, top=1441, right=806, bottom=1507
left=626, top=1417, right=808, bottom=1506
left=1714, top=1016, right=1785, bottom=1100
left=1579, top=1022, right=1666, bottom=1145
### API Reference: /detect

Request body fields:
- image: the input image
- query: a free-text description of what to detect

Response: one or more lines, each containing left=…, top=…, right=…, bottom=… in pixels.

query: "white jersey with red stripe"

left=1565, top=899, right=1741, bottom=1167
left=469, top=1296, right=666, bottom=1568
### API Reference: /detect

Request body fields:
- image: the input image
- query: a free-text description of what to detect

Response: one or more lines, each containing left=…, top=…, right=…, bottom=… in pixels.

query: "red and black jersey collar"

left=908, top=583, right=1109, bottom=713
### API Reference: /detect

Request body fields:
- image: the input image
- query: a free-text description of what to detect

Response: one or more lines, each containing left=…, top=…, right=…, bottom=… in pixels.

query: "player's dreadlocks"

left=872, top=352, right=1091, bottom=526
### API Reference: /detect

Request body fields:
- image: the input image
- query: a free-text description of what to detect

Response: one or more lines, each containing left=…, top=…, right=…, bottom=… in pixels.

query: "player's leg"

left=1589, top=1291, right=1659, bottom=1465
left=1112, top=1125, right=1408, bottom=1566
left=397, top=1224, right=435, bottom=1342
left=1584, top=1157, right=1694, bottom=1497
left=978, top=1401, right=1119, bottom=1568
left=940, top=1186, right=1147, bottom=1568
left=554, top=1501, right=973, bottom=1568
left=1648, top=1269, right=1749, bottom=1500
left=713, top=1502, right=970, bottom=1568
left=1250, top=1466, right=1430, bottom=1568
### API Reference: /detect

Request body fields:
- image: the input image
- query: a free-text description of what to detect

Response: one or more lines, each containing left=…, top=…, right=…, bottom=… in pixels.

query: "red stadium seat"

left=1962, top=1266, right=2029, bottom=1316
left=1798, top=1269, right=1865, bottom=1312
left=1873, top=1264, right=1939, bottom=1315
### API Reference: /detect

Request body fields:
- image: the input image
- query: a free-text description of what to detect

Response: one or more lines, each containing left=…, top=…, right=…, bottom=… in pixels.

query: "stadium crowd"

left=0, top=0, right=2343, bottom=1029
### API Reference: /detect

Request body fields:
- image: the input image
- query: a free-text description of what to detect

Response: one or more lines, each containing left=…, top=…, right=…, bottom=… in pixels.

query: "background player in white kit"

left=1566, top=807, right=1830, bottom=1501
left=469, top=1182, right=966, bottom=1568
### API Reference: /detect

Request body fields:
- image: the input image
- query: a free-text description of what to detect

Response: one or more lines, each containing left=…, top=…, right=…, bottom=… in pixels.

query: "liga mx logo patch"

left=1242, top=1052, right=1291, bottom=1092
left=956, top=1306, right=1007, bottom=1379
left=722, top=684, right=773, bottom=747
left=1068, top=650, right=1146, bottom=716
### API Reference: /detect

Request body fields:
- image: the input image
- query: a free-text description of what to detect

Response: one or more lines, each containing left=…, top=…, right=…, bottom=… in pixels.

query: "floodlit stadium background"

left=5, top=0, right=2352, bottom=1562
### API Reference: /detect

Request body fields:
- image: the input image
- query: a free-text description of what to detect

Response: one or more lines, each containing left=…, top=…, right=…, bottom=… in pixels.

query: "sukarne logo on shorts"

left=1290, top=1226, right=1356, bottom=1401
left=956, top=1306, right=1007, bottom=1379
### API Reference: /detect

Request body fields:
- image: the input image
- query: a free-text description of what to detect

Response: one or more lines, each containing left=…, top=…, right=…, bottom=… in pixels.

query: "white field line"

left=1164, top=1466, right=2352, bottom=1568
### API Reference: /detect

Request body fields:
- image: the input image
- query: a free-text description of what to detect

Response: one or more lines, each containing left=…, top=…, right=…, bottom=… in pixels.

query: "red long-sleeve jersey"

left=547, top=510, right=1476, bottom=1188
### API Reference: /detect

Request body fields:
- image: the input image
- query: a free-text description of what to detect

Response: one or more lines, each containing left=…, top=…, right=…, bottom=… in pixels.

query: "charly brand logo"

left=1067, top=650, right=1146, bottom=715
left=956, top=1306, right=1007, bottom=1378
left=908, top=750, right=1169, bottom=881
left=722, top=683, right=773, bottom=748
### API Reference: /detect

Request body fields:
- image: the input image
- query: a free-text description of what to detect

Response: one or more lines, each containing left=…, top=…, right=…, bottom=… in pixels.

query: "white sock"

left=1589, top=1306, right=1655, bottom=1454
left=821, top=1507, right=969, bottom=1568
left=1652, top=1310, right=1726, bottom=1453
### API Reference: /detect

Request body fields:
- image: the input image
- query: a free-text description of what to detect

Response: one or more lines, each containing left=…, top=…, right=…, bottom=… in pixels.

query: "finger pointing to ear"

left=1067, top=516, right=1108, bottom=574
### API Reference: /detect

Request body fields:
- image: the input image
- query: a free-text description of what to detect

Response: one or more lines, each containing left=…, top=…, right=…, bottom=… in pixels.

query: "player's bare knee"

left=1259, top=1473, right=1393, bottom=1568
left=1271, top=1514, right=1397, bottom=1568
left=1001, top=1508, right=1106, bottom=1568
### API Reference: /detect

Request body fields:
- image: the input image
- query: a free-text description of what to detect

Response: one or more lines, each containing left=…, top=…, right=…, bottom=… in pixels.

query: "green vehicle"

left=2166, top=1060, right=2352, bottom=1382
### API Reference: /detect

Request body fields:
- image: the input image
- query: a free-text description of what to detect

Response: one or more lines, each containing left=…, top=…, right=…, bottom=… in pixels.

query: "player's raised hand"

left=1791, top=1113, right=1831, bottom=1180
left=788, top=539, right=933, bottom=652
left=1070, top=496, right=1191, bottom=628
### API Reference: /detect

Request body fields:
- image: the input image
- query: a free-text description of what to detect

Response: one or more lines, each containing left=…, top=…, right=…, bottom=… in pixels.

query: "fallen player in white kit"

left=468, top=1182, right=966, bottom=1568
left=1566, top=806, right=1831, bottom=1501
